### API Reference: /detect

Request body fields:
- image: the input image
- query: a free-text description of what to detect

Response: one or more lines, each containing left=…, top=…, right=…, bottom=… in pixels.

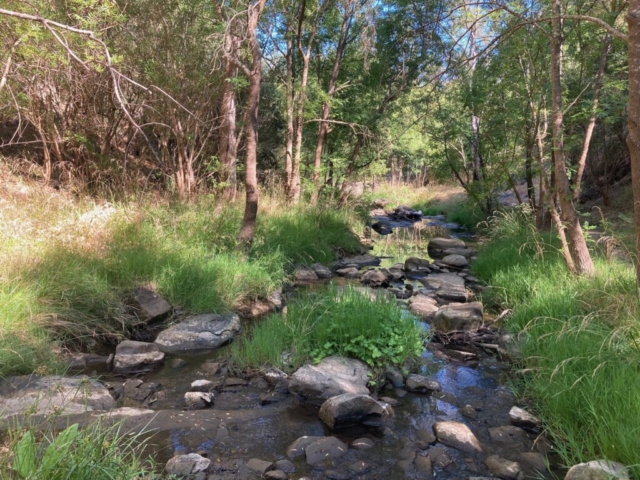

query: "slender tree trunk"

left=310, top=2, right=351, bottom=205
left=238, top=0, right=266, bottom=247
left=284, top=37, right=294, bottom=196
left=550, top=0, right=595, bottom=275
left=572, top=35, right=612, bottom=201
left=219, top=46, right=239, bottom=201
left=627, top=1, right=640, bottom=285
left=290, top=56, right=309, bottom=203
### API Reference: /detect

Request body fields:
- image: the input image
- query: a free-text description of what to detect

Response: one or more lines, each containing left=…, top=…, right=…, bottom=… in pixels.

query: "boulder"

left=488, top=426, right=531, bottom=451
left=166, top=453, right=211, bottom=478
left=113, top=340, right=165, bottom=373
left=319, top=393, right=385, bottom=428
left=385, top=366, right=404, bottom=388
left=420, top=272, right=466, bottom=290
left=66, top=353, right=111, bottom=372
left=184, top=391, right=214, bottom=409
left=484, top=455, right=524, bottom=480
left=154, top=314, right=241, bottom=353
left=372, top=221, right=393, bottom=235
left=443, top=247, right=475, bottom=258
left=565, top=460, right=630, bottom=480
left=372, top=198, right=390, bottom=209
left=404, top=257, right=431, bottom=272
left=312, top=263, right=334, bottom=279
left=0, top=375, right=115, bottom=418
left=247, top=458, right=275, bottom=475
left=333, top=254, right=381, bottom=269
left=265, top=470, right=288, bottom=480
left=433, top=421, right=482, bottom=453
left=286, top=436, right=325, bottom=458
left=305, top=437, right=349, bottom=465
left=440, top=254, right=469, bottom=269
left=275, top=459, right=296, bottom=473
left=509, top=406, right=542, bottom=429
left=288, top=356, right=370, bottom=406
left=294, top=267, right=319, bottom=282
left=405, top=374, right=442, bottom=393
left=408, top=295, right=439, bottom=318
left=336, top=267, right=361, bottom=278
left=123, top=379, right=160, bottom=402
left=130, top=286, right=172, bottom=323
left=267, top=289, right=284, bottom=311
left=360, top=269, right=390, bottom=288
left=433, top=302, right=483, bottom=332
left=428, top=237, right=467, bottom=259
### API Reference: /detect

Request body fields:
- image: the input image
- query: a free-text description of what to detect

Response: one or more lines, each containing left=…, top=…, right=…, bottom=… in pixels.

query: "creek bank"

left=0, top=202, right=597, bottom=479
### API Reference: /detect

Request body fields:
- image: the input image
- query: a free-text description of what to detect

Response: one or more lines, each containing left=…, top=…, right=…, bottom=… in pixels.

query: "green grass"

left=229, top=285, right=426, bottom=373
left=473, top=208, right=640, bottom=475
left=0, top=188, right=364, bottom=377
left=2, top=421, right=154, bottom=479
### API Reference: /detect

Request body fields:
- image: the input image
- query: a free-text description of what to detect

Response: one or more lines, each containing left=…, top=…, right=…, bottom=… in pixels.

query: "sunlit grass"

left=473, top=207, right=640, bottom=476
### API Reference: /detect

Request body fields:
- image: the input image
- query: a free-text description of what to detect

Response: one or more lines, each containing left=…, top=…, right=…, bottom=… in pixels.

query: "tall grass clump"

left=473, top=206, right=640, bottom=476
left=2, top=421, right=154, bottom=479
left=229, top=286, right=425, bottom=373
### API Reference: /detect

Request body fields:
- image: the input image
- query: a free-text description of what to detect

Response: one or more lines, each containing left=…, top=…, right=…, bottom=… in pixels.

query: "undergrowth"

left=228, top=285, right=426, bottom=373
left=473, top=206, right=640, bottom=476
left=2, top=420, right=153, bottom=479
left=0, top=177, right=362, bottom=377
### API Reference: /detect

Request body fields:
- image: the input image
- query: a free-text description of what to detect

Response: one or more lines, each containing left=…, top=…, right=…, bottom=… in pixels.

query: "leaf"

left=13, top=431, right=36, bottom=478
left=41, top=423, right=79, bottom=472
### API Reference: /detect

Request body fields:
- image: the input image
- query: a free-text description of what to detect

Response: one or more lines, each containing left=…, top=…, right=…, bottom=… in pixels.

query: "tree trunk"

left=572, top=35, right=611, bottom=201
left=627, top=1, right=640, bottom=285
left=550, top=0, right=595, bottom=276
left=238, top=0, right=266, bottom=247
left=219, top=45, right=239, bottom=201
left=310, top=1, right=352, bottom=205
left=284, top=36, right=294, bottom=197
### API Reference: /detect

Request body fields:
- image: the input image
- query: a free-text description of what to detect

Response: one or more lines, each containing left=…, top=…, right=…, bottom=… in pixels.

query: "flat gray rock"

left=294, top=267, right=319, bottom=282
left=166, top=453, right=211, bottom=477
left=433, top=302, right=483, bottom=332
left=428, top=237, right=467, bottom=258
left=333, top=254, right=381, bottom=269
left=0, top=375, right=115, bottom=418
left=113, top=340, right=165, bottom=373
left=154, top=314, right=241, bottom=353
left=305, top=436, right=349, bottom=465
left=288, top=356, right=370, bottom=406
left=286, top=436, right=325, bottom=458
left=441, top=254, right=469, bottom=269
left=409, top=295, right=439, bottom=318
left=484, top=455, right=523, bottom=480
left=405, top=374, right=441, bottom=393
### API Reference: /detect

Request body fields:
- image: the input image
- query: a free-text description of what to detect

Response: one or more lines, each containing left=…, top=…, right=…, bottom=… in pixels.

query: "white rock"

left=433, top=421, right=482, bottom=453
left=565, top=460, right=630, bottom=480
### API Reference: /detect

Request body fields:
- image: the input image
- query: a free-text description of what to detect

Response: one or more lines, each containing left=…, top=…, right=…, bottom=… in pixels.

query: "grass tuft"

left=229, top=285, right=426, bottom=372
left=473, top=208, right=640, bottom=476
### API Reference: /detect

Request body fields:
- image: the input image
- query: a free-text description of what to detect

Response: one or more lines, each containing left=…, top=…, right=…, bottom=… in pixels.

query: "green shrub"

left=229, top=286, right=426, bottom=372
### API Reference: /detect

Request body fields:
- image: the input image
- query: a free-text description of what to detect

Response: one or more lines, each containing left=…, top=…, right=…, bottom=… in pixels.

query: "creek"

left=2, top=209, right=558, bottom=480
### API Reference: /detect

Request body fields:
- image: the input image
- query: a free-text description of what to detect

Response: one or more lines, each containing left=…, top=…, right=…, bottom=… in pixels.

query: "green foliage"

left=0, top=189, right=365, bottom=377
left=7, top=422, right=153, bottom=479
left=473, top=210, right=640, bottom=476
left=229, top=286, right=425, bottom=372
